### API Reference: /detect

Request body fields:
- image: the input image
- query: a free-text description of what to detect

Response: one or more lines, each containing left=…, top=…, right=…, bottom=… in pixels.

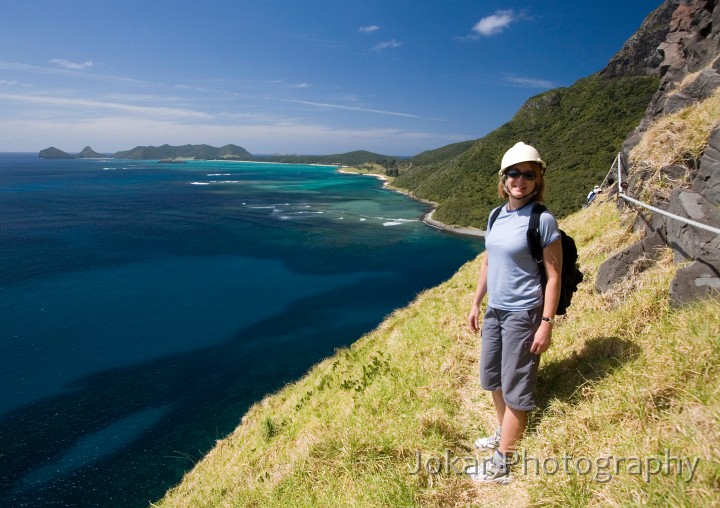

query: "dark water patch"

left=0, top=275, right=420, bottom=506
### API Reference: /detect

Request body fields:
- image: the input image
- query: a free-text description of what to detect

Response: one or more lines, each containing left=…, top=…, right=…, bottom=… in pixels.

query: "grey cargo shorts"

left=480, top=306, right=543, bottom=411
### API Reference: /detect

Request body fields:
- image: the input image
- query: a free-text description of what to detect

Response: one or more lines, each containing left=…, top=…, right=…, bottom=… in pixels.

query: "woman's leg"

left=491, top=389, right=506, bottom=426
left=499, top=405, right=526, bottom=455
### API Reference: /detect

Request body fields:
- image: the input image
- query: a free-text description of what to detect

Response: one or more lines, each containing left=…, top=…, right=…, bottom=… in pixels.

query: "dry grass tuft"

left=631, top=87, right=720, bottom=168
left=629, top=88, right=720, bottom=202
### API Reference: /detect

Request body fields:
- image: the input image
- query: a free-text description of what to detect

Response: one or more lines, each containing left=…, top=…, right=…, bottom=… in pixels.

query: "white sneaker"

left=474, top=427, right=501, bottom=450
left=466, top=460, right=512, bottom=484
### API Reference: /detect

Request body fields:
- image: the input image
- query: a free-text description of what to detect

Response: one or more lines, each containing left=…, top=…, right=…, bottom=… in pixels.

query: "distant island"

left=112, top=143, right=254, bottom=160
left=38, top=144, right=402, bottom=167
left=38, top=146, right=107, bottom=159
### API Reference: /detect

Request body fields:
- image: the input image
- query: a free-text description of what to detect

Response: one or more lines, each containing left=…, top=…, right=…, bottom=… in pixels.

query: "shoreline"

left=420, top=209, right=485, bottom=238
left=337, top=168, right=485, bottom=238
left=208, top=159, right=338, bottom=167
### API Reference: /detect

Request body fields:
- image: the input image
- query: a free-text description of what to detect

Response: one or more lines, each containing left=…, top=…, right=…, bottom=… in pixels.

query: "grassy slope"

left=155, top=196, right=720, bottom=507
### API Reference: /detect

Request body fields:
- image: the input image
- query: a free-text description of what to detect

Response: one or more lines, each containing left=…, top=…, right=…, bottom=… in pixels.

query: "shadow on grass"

left=532, top=336, right=641, bottom=425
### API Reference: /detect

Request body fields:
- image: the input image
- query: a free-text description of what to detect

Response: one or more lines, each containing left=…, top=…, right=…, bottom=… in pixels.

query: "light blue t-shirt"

left=485, top=202, right=561, bottom=311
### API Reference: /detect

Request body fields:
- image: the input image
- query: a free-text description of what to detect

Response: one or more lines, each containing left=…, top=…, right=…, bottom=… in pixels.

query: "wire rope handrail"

left=613, top=153, right=720, bottom=236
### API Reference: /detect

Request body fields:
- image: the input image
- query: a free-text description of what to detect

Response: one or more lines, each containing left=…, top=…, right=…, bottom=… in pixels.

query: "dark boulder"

left=595, top=231, right=668, bottom=293
left=670, top=260, right=720, bottom=305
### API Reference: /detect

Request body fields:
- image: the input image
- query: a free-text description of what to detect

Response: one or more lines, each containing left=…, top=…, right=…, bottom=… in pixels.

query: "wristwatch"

left=541, top=316, right=555, bottom=325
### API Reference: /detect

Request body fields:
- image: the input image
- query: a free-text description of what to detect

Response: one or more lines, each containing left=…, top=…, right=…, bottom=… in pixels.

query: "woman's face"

left=504, top=161, right=538, bottom=199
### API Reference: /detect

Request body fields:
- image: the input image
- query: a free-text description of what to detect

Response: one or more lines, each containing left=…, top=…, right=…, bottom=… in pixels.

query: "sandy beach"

left=420, top=209, right=485, bottom=238
left=336, top=167, right=390, bottom=183
left=337, top=168, right=485, bottom=238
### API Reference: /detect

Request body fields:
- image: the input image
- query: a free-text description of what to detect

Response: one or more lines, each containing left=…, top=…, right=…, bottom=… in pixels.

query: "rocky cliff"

left=599, top=0, right=680, bottom=78
left=597, top=0, right=720, bottom=305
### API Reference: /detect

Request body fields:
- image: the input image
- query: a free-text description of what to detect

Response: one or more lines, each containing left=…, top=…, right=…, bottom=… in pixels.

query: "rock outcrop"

left=627, top=0, right=720, bottom=144
left=597, top=0, right=720, bottom=305
left=695, top=124, right=720, bottom=204
left=599, top=0, right=680, bottom=78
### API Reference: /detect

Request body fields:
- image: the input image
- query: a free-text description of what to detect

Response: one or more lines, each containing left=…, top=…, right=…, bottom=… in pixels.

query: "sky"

left=0, top=0, right=665, bottom=156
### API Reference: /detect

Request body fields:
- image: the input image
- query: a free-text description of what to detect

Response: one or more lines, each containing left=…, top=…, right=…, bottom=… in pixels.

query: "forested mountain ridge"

left=394, top=75, right=659, bottom=226
left=259, top=150, right=400, bottom=166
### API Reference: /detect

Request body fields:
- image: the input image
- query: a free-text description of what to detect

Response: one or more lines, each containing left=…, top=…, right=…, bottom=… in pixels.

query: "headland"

left=337, top=167, right=485, bottom=238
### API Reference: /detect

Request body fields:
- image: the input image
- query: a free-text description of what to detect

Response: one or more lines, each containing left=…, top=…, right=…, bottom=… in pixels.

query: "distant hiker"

left=466, top=142, right=562, bottom=484
left=584, top=185, right=601, bottom=206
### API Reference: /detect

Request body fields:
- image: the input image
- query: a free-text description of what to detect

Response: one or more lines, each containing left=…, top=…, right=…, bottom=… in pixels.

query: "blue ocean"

left=0, top=153, right=483, bottom=506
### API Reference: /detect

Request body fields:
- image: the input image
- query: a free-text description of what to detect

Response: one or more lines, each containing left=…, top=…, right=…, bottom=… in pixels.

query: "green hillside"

left=403, top=140, right=476, bottom=168
left=394, top=75, right=659, bottom=227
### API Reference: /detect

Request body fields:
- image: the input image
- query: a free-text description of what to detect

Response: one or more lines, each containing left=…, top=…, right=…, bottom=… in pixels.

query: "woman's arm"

left=467, top=253, right=489, bottom=333
left=530, top=238, right=562, bottom=354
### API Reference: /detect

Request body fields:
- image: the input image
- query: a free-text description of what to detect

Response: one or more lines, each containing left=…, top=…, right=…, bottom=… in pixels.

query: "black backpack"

left=488, top=202, right=583, bottom=315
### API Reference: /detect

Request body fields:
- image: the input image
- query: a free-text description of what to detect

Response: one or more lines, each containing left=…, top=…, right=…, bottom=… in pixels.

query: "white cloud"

left=292, top=82, right=312, bottom=88
left=372, top=39, right=403, bottom=51
left=286, top=99, right=421, bottom=119
left=50, top=59, right=95, bottom=70
left=0, top=60, right=151, bottom=87
left=504, top=76, right=555, bottom=88
left=0, top=92, right=212, bottom=119
left=473, top=10, right=516, bottom=37
left=359, top=25, right=380, bottom=33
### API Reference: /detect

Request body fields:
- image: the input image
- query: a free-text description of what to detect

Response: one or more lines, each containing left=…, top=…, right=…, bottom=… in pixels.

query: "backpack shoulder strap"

left=488, top=206, right=503, bottom=232
left=528, top=202, right=546, bottom=231
left=527, top=203, right=548, bottom=286
left=527, top=203, right=546, bottom=262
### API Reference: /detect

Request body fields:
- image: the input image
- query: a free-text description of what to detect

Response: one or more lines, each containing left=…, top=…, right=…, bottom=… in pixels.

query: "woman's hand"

left=468, top=254, right=489, bottom=334
left=531, top=237, right=561, bottom=355
left=468, top=305, right=481, bottom=333
left=530, top=321, right=552, bottom=354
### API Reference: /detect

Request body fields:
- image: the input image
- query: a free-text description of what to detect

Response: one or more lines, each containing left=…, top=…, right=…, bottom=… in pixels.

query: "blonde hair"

left=497, top=162, right=546, bottom=202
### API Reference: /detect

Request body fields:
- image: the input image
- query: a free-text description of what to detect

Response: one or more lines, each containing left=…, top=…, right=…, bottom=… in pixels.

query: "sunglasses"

left=504, top=168, right=537, bottom=180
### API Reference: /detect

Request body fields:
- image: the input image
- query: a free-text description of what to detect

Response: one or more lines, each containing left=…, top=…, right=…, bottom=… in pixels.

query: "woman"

left=466, top=142, right=562, bottom=483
